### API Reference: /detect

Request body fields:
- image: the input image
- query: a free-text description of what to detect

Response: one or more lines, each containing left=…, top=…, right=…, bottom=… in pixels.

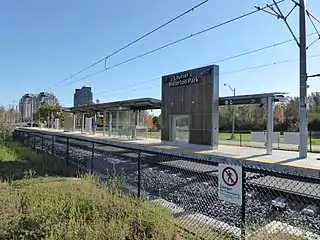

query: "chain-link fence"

left=12, top=129, right=320, bottom=240
left=151, top=130, right=320, bottom=153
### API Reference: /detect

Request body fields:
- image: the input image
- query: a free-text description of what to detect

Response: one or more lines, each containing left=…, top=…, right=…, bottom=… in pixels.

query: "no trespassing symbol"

left=222, top=167, right=238, bottom=187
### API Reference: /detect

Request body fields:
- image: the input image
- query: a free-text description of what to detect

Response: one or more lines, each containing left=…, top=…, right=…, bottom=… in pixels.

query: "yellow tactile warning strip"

left=73, top=134, right=320, bottom=171
left=152, top=145, right=180, bottom=149
left=282, top=162, right=320, bottom=170
left=86, top=135, right=124, bottom=143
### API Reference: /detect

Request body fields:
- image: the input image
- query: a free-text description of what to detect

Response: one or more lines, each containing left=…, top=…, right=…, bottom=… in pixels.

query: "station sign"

left=219, top=97, right=264, bottom=106
left=218, top=164, right=243, bottom=206
left=165, top=67, right=213, bottom=88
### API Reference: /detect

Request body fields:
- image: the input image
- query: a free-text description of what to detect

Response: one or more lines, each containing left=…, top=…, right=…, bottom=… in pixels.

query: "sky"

left=1, top=0, right=320, bottom=108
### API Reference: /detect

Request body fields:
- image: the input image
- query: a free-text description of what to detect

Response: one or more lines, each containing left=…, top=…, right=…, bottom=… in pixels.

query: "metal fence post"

left=52, top=135, right=54, bottom=155
left=33, top=134, right=36, bottom=149
left=309, top=131, right=312, bottom=153
left=66, top=137, right=70, bottom=165
left=12, top=131, right=15, bottom=141
left=241, top=167, right=246, bottom=240
left=27, top=132, right=30, bottom=146
left=41, top=134, right=44, bottom=152
left=137, top=150, right=141, bottom=198
left=91, top=142, right=95, bottom=174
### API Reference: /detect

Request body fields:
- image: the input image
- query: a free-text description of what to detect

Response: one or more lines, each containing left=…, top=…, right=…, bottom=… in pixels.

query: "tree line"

left=218, top=92, right=320, bottom=132
left=33, top=105, right=63, bottom=127
left=146, top=92, right=320, bottom=132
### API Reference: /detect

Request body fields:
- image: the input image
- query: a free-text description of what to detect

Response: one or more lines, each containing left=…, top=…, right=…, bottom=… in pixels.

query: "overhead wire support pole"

left=257, top=0, right=309, bottom=158
left=299, top=0, right=308, bottom=159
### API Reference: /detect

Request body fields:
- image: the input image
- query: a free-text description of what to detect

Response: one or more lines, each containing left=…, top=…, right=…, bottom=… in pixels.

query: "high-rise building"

left=37, top=92, right=59, bottom=107
left=74, top=86, right=93, bottom=107
left=19, top=92, right=59, bottom=122
left=19, top=94, right=37, bottom=122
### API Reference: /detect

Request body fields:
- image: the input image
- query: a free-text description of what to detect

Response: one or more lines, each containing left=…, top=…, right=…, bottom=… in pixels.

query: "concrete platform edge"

left=17, top=128, right=320, bottom=178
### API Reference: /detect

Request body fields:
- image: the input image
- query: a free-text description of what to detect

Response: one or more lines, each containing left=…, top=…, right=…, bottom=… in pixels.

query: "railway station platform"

left=20, top=127, right=320, bottom=178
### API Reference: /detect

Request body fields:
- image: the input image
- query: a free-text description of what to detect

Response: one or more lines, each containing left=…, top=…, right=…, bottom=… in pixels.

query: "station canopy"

left=65, top=92, right=287, bottom=113
left=66, top=97, right=161, bottom=113
left=219, top=92, right=287, bottom=106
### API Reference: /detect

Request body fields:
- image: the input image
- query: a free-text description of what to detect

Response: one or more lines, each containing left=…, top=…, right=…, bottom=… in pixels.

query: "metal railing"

left=12, top=129, right=320, bottom=240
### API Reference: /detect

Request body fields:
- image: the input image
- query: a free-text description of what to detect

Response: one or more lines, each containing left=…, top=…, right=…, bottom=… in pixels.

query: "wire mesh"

left=245, top=168, right=320, bottom=240
left=11, top=129, right=320, bottom=239
left=136, top=154, right=243, bottom=239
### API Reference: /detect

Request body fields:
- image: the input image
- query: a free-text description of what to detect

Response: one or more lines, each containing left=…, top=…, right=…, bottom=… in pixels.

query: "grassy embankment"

left=0, top=142, right=201, bottom=239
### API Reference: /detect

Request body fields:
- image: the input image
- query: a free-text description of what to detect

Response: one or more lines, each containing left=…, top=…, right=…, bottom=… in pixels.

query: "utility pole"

left=224, top=84, right=236, bottom=140
left=256, top=0, right=320, bottom=158
left=299, top=0, right=308, bottom=158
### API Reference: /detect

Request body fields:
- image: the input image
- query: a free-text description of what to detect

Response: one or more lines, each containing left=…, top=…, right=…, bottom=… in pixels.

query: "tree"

left=0, top=106, right=16, bottom=144
left=35, top=105, right=63, bottom=126
left=152, top=116, right=161, bottom=130
left=143, top=111, right=154, bottom=129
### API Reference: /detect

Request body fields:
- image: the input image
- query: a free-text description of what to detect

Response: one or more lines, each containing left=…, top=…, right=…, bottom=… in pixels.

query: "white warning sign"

left=218, top=164, right=243, bottom=206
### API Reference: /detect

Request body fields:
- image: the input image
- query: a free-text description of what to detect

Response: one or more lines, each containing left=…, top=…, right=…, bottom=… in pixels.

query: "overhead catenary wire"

left=96, top=53, right=320, bottom=98
left=56, top=0, right=286, bottom=88
left=102, top=0, right=287, bottom=71
left=44, top=0, right=210, bottom=90
left=220, top=54, right=320, bottom=75
left=67, top=30, right=317, bottom=90
left=95, top=76, right=162, bottom=95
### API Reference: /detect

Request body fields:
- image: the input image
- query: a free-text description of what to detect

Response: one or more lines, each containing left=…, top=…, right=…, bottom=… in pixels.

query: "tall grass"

left=0, top=176, right=185, bottom=240
left=0, top=141, right=78, bottom=180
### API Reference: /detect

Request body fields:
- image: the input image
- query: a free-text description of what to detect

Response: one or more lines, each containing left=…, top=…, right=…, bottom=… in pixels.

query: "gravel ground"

left=30, top=137, right=320, bottom=235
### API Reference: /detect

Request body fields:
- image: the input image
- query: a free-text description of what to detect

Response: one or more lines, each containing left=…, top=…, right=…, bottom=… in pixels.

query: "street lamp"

left=224, top=84, right=236, bottom=140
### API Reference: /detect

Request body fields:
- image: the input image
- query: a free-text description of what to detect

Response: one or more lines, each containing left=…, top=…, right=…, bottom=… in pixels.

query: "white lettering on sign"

left=173, top=73, right=192, bottom=81
left=218, top=164, right=243, bottom=206
left=168, top=77, right=199, bottom=87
